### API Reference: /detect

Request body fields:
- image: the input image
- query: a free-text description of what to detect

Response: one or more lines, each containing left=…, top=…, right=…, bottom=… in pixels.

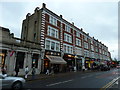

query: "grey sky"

left=0, top=0, right=118, bottom=59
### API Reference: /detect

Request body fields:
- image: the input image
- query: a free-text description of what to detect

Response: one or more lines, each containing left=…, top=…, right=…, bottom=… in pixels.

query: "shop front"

left=85, top=57, right=91, bottom=70
left=76, top=55, right=82, bottom=71
left=90, top=58, right=95, bottom=69
left=63, top=54, right=75, bottom=72
left=44, top=50, right=67, bottom=73
left=0, top=50, right=7, bottom=70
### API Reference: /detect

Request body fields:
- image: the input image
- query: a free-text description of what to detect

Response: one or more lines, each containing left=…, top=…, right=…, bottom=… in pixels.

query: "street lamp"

left=74, top=54, right=78, bottom=71
left=40, top=48, right=45, bottom=73
left=110, top=50, right=114, bottom=60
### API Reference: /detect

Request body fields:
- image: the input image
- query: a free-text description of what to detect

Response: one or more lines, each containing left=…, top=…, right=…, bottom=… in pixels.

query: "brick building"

left=21, top=3, right=111, bottom=73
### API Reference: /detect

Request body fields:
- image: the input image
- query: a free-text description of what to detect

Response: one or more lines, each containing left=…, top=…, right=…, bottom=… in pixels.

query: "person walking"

left=25, top=66, right=29, bottom=78
left=74, top=66, right=77, bottom=72
left=15, top=65, right=19, bottom=77
left=1, top=65, right=7, bottom=75
left=50, top=66, right=54, bottom=75
left=32, top=66, right=36, bottom=79
left=46, top=67, right=50, bottom=75
left=82, top=65, right=85, bottom=72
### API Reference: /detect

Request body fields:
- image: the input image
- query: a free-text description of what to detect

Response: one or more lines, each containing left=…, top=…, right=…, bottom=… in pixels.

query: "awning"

left=94, top=61, right=100, bottom=65
left=46, top=55, right=67, bottom=64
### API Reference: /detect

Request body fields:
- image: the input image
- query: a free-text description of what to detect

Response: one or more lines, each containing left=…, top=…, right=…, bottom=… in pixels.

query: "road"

left=24, top=68, right=119, bottom=89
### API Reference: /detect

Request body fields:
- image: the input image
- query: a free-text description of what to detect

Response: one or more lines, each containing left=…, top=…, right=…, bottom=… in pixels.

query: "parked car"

left=116, top=64, right=120, bottom=69
left=0, top=74, right=26, bottom=90
left=100, top=65, right=110, bottom=71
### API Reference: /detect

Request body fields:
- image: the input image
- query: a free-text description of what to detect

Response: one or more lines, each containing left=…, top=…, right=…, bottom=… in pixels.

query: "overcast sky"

left=0, top=0, right=118, bottom=60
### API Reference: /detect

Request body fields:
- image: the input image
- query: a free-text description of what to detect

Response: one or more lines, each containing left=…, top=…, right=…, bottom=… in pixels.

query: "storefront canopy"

left=46, top=55, right=67, bottom=64
left=94, top=61, right=100, bottom=65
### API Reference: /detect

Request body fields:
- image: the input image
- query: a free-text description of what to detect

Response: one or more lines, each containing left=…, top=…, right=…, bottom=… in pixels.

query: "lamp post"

left=74, top=54, right=77, bottom=71
left=40, top=48, right=45, bottom=73
left=110, top=50, right=114, bottom=60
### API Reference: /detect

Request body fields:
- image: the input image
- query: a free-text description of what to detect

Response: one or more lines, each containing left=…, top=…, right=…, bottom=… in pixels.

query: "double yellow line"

left=100, top=77, right=119, bottom=90
left=100, top=80, right=115, bottom=90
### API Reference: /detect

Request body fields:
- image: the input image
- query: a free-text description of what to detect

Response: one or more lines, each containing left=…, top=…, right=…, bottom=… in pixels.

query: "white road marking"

left=81, top=75, right=93, bottom=79
left=46, top=79, right=73, bottom=86
left=88, top=75, right=93, bottom=77
left=81, top=76, right=87, bottom=79
left=115, top=81, right=118, bottom=84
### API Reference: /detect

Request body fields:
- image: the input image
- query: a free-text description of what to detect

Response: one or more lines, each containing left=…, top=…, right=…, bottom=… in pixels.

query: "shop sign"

left=32, top=59, right=36, bottom=64
left=90, top=61, right=94, bottom=63
left=68, top=59, right=72, bottom=60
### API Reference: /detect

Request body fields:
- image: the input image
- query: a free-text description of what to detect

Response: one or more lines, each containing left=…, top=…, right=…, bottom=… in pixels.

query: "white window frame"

left=49, top=15, right=57, bottom=26
left=91, top=45, right=94, bottom=51
left=45, top=38, right=60, bottom=51
left=64, top=33, right=72, bottom=43
left=47, top=26, right=59, bottom=39
left=75, top=47, right=82, bottom=55
left=65, top=24, right=71, bottom=33
left=76, top=38, right=81, bottom=46
left=76, top=31, right=80, bottom=37
left=84, top=35, right=87, bottom=41
left=84, top=42, right=88, bottom=49
left=63, top=43, right=73, bottom=54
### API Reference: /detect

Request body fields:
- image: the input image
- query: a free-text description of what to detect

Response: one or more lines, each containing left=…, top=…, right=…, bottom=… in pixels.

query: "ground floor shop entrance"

left=43, top=54, right=67, bottom=74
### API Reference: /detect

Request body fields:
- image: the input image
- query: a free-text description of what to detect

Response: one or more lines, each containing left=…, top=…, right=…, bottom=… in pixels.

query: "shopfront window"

left=32, top=54, right=39, bottom=68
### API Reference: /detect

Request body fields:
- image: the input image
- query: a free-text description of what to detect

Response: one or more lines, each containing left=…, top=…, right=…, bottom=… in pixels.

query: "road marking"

left=88, top=75, right=93, bottom=77
left=46, top=79, right=73, bottom=86
left=81, top=75, right=93, bottom=79
left=81, top=76, right=87, bottom=79
left=100, top=76, right=120, bottom=90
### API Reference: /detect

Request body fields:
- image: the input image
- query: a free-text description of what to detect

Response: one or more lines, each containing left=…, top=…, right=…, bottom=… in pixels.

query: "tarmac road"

left=24, top=68, right=119, bottom=89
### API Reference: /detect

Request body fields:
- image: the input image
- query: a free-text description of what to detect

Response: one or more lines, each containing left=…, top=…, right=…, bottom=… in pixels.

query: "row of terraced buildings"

left=0, top=3, right=112, bottom=75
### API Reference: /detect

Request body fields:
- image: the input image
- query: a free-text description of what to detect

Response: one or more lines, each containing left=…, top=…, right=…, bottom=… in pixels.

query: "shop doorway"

left=15, top=52, right=25, bottom=69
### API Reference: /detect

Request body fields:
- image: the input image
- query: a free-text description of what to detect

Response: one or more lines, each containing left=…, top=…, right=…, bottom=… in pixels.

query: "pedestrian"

left=82, top=65, right=85, bottom=72
left=32, top=65, right=36, bottom=79
left=25, top=66, right=29, bottom=78
left=50, top=66, right=54, bottom=75
left=1, top=65, right=7, bottom=75
left=46, top=67, right=50, bottom=75
left=15, top=65, right=19, bottom=77
left=74, top=66, right=77, bottom=72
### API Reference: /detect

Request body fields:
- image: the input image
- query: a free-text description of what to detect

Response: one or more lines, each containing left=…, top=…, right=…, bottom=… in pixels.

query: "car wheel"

left=12, top=81, right=22, bottom=90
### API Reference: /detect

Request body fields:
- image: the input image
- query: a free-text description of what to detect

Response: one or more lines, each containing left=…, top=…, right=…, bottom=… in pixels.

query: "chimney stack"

left=60, top=15, right=62, bottom=18
left=72, top=22, right=74, bottom=25
left=34, top=7, right=39, bottom=12
left=26, top=13, right=31, bottom=18
left=81, top=28, right=83, bottom=31
left=42, top=3, right=46, bottom=8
